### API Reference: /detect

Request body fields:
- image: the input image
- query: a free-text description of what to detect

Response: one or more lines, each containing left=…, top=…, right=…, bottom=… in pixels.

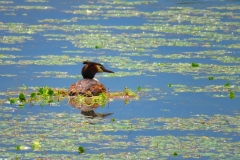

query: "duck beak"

left=96, top=65, right=114, bottom=73
left=102, top=67, right=114, bottom=73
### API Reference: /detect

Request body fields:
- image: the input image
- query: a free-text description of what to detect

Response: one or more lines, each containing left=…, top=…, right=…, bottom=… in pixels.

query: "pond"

left=0, top=0, right=240, bottom=159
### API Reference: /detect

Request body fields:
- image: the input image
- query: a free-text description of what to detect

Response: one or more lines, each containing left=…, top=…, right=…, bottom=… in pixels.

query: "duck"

left=68, top=61, right=114, bottom=96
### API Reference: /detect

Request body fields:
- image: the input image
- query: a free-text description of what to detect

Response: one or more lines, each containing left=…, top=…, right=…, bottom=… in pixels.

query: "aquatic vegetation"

left=25, top=0, right=49, bottom=2
left=78, top=146, right=85, bottom=154
left=13, top=5, right=54, bottom=10
left=0, top=1, right=13, bottom=4
left=0, top=36, right=33, bottom=44
left=110, top=87, right=139, bottom=99
left=39, top=17, right=79, bottom=23
left=0, top=0, right=240, bottom=159
left=18, top=93, right=26, bottom=102
left=0, top=54, right=21, bottom=59
left=213, top=55, right=240, bottom=63
left=0, top=47, right=21, bottom=51
left=229, top=91, right=235, bottom=99
left=5, top=86, right=138, bottom=107
left=6, top=86, right=64, bottom=106
left=208, top=76, right=214, bottom=80
left=170, top=84, right=236, bottom=93
left=191, top=62, right=199, bottom=67
left=32, top=141, right=41, bottom=151
left=194, top=75, right=239, bottom=81
left=0, top=74, right=17, bottom=77
left=0, top=110, right=240, bottom=159
left=173, top=152, right=178, bottom=157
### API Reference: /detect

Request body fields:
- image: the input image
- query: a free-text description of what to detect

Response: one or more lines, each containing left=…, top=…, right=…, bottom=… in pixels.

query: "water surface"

left=0, top=0, right=240, bottom=159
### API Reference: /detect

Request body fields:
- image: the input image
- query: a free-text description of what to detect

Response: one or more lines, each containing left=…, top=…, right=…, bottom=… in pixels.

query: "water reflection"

left=68, top=96, right=113, bottom=118
left=1, top=0, right=240, bottom=158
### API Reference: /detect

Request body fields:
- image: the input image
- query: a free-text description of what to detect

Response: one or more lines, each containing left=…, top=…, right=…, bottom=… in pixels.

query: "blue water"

left=0, top=0, right=240, bottom=159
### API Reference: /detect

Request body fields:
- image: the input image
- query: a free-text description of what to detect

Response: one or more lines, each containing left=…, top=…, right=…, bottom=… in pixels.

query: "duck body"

left=68, top=61, right=114, bottom=96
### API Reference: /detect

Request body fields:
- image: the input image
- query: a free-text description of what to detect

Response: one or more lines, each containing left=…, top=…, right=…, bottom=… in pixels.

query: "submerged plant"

left=224, top=82, right=230, bottom=87
left=78, top=146, right=85, bottom=154
left=137, top=86, right=142, bottom=92
left=191, top=62, right=199, bottom=67
left=208, top=76, right=214, bottom=80
left=32, top=141, right=41, bottom=150
left=30, top=92, right=36, bottom=99
left=8, top=98, right=16, bottom=105
left=229, top=91, right=235, bottom=99
left=123, top=87, right=137, bottom=97
left=173, top=152, right=178, bottom=157
left=95, top=45, right=100, bottom=49
left=15, top=145, right=21, bottom=151
left=19, top=93, right=26, bottom=102
left=38, top=87, right=54, bottom=97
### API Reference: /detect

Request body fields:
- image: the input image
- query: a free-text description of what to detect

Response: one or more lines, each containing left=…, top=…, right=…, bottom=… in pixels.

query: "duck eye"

left=100, top=66, right=104, bottom=71
left=96, top=65, right=104, bottom=72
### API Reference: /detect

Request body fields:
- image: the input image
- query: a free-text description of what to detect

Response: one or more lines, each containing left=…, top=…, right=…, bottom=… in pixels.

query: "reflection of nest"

left=68, top=97, right=113, bottom=118
left=69, top=97, right=99, bottom=110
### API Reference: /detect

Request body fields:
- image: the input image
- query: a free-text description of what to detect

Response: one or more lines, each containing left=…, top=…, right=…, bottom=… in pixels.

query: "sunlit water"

left=0, top=0, right=240, bottom=159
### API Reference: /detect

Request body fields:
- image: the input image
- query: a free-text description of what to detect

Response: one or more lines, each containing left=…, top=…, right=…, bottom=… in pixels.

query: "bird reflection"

left=68, top=97, right=113, bottom=118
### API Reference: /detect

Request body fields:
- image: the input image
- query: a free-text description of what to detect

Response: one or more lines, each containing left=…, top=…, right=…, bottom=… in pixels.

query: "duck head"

left=81, top=61, right=114, bottom=79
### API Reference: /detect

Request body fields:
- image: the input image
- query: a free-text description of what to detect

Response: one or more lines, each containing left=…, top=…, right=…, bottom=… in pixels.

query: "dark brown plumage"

left=68, top=61, right=114, bottom=96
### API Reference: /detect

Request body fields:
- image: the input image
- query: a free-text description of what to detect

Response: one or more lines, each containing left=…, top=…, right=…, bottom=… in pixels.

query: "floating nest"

left=68, top=79, right=107, bottom=97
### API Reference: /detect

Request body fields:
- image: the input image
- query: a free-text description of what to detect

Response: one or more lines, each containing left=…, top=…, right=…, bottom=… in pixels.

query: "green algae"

left=0, top=23, right=45, bottom=34
left=0, top=1, right=240, bottom=159
left=170, top=83, right=240, bottom=94
left=0, top=54, right=19, bottom=59
left=212, top=55, right=240, bottom=63
left=208, top=5, right=240, bottom=10
left=0, top=52, right=239, bottom=99
left=13, top=6, right=54, bottom=10
left=0, top=36, right=33, bottom=44
left=1, top=111, right=240, bottom=159
left=0, top=47, right=21, bottom=51
left=0, top=3, right=239, bottom=50
left=136, top=135, right=240, bottom=159
left=194, top=75, right=239, bottom=81
left=25, top=0, right=48, bottom=2
left=227, top=43, right=240, bottom=49
left=0, top=1, right=13, bottom=4
left=153, top=50, right=228, bottom=59
left=1, top=53, right=240, bottom=84
left=39, top=17, right=79, bottom=23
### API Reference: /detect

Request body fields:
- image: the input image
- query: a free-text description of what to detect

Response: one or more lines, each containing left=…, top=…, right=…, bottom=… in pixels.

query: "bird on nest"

left=68, top=61, right=114, bottom=96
